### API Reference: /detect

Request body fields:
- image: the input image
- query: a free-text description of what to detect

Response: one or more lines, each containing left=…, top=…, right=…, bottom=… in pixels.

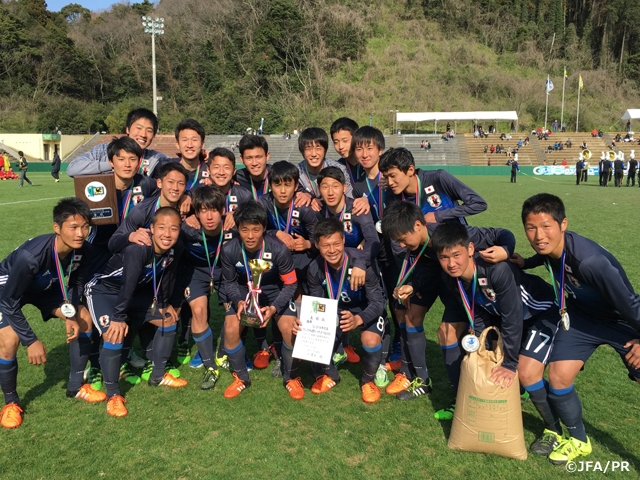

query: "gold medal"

left=149, top=297, right=157, bottom=316
left=209, top=278, right=214, bottom=295
left=560, top=308, right=570, bottom=331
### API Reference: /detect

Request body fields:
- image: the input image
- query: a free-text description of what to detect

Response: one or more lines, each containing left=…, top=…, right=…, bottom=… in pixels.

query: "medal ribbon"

left=53, top=240, right=74, bottom=303
left=304, top=161, right=325, bottom=196
left=202, top=229, right=224, bottom=283
left=545, top=251, right=566, bottom=312
left=120, top=186, right=133, bottom=223
left=137, top=150, right=147, bottom=175
left=348, top=162, right=362, bottom=184
left=402, top=175, right=422, bottom=206
left=396, top=241, right=429, bottom=287
left=274, top=200, right=295, bottom=234
left=151, top=253, right=167, bottom=302
left=366, top=173, right=384, bottom=220
left=456, top=267, right=477, bottom=334
left=153, top=197, right=162, bottom=213
left=325, top=202, right=347, bottom=222
left=250, top=173, right=269, bottom=200
left=188, top=162, right=203, bottom=190
left=241, top=242, right=266, bottom=324
left=324, top=254, right=349, bottom=300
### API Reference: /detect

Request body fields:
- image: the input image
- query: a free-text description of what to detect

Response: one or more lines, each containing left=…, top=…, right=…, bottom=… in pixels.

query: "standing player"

left=627, top=151, right=637, bottom=186
left=67, top=108, right=169, bottom=177
left=306, top=218, right=387, bottom=402
left=511, top=193, right=640, bottom=465
left=219, top=201, right=299, bottom=399
left=0, top=198, right=103, bottom=429
left=614, top=153, right=624, bottom=187
left=17, top=151, right=32, bottom=188
left=330, top=117, right=361, bottom=184
left=85, top=207, right=186, bottom=418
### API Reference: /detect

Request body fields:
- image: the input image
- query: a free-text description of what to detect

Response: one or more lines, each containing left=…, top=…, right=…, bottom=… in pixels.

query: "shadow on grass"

left=21, top=343, right=70, bottom=409
left=584, top=418, right=640, bottom=472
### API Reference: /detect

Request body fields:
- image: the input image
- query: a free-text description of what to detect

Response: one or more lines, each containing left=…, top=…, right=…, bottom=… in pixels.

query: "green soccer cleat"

left=333, top=351, right=347, bottom=367
left=396, top=377, right=432, bottom=401
left=374, top=364, right=390, bottom=388
left=215, top=354, right=230, bottom=371
left=548, top=436, right=592, bottom=465
left=141, top=360, right=181, bottom=381
left=521, top=390, right=530, bottom=402
left=176, top=342, right=192, bottom=365
left=165, top=360, right=181, bottom=378
left=119, top=362, right=141, bottom=385
left=434, top=402, right=456, bottom=420
left=200, top=367, right=220, bottom=391
left=530, top=429, right=563, bottom=456
left=88, top=367, right=103, bottom=391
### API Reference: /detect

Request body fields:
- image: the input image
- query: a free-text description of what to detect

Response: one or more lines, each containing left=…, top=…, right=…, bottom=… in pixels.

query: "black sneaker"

left=200, top=367, right=220, bottom=391
left=530, top=429, right=563, bottom=456
left=396, top=377, right=432, bottom=401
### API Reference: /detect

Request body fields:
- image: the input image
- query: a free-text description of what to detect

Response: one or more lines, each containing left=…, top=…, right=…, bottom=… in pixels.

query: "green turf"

left=0, top=172, right=639, bottom=479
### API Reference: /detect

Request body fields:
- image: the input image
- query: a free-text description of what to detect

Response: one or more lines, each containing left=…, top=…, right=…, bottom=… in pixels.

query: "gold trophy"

left=240, top=259, right=273, bottom=327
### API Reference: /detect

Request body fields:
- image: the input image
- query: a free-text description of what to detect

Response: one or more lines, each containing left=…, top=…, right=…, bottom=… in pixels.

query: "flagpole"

left=576, top=82, right=581, bottom=133
left=561, top=67, right=566, bottom=128
left=544, top=75, right=549, bottom=131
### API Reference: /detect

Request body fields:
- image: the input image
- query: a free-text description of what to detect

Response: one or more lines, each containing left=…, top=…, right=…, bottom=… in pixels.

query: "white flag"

left=546, top=76, right=554, bottom=93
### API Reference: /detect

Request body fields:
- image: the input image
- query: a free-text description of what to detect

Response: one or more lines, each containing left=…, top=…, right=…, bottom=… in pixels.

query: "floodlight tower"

left=141, top=16, right=165, bottom=116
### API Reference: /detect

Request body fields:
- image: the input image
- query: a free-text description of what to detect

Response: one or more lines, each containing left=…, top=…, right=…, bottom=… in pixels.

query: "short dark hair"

left=269, top=161, right=299, bottom=184
left=330, top=117, right=359, bottom=137
left=208, top=147, right=235, bottom=165
left=175, top=119, right=205, bottom=142
left=107, top=136, right=142, bottom=161
left=156, top=161, right=189, bottom=182
left=381, top=202, right=425, bottom=240
left=431, top=222, right=470, bottom=254
left=53, top=197, right=91, bottom=226
left=521, top=193, right=566, bottom=226
left=317, top=166, right=345, bottom=186
left=314, top=217, right=344, bottom=241
left=234, top=200, right=267, bottom=228
left=239, top=135, right=269, bottom=156
left=151, top=206, right=182, bottom=225
left=298, top=127, right=329, bottom=155
left=18, top=151, right=24, bottom=156
left=125, top=108, right=158, bottom=134
left=379, top=147, right=415, bottom=173
left=351, top=126, right=385, bottom=153
left=192, top=185, right=225, bottom=213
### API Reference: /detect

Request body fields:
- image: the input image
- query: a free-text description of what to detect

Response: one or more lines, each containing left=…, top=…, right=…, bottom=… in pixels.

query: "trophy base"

left=240, top=313, right=263, bottom=328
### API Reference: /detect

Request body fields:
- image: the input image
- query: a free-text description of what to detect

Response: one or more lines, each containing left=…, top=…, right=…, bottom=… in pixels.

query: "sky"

left=46, top=1, right=157, bottom=13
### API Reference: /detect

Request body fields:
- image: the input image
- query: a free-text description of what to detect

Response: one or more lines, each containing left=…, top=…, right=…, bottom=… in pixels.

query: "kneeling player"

left=0, top=198, right=103, bottom=429
left=219, top=201, right=299, bottom=398
left=85, top=207, right=186, bottom=418
left=306, top=218, right=386, bottom=402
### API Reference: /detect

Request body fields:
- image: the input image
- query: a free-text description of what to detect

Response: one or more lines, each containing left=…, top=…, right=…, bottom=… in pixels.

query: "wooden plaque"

left=74, top=174, right=119, bottom=225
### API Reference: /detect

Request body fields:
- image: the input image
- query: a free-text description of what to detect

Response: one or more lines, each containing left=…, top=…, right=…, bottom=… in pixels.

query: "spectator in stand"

left=553, top=160, right=557, bottom=166
left=510, top=121, right=515, bottom=133
left=591, top=129, right=598, bottom=137
left=425, top=141, right=431, bottom=150
left=562, top=158, right=568, bottom=168
left=627, top=120, right=631, bottom=133
left=507, top=146, right=512, bottom=158
left=581, top=141, right=587, bottom=150
left=474, top=129, right=479, bottom=139
left=490, top=145, right=495, bottom=154
left=420, top=140, right=425, bottom=149
left=561, top=121, right=567, bottom=133
left=517, top=139, right=523, bottom=147
left=487, top=159, right=491, bottom=166
left=553, top=119, right=558, bottom=132
left=446, top=122, right=451, bottom=132
left=566, top=138, right=572, bottom=148
left=524, top=137, right=530, bottom=146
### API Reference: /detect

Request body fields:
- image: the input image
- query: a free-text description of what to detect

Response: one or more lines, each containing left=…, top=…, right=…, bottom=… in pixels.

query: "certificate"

left=292, top=295, right=338, bottom=365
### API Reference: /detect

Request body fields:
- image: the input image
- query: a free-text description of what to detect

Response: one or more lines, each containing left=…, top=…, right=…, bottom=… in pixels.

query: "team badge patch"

left=133, top=194, right=144, bottom=205
left=425, top=185, right=435, bottom=194
left=482, top=288, right=496, bottom=301
left=99, top=315, right=110, bottom=328
left=143, top=159, right=150, bottom=166
left=291, top=219, right=300, bottom=227
left=344, top=213, right=351, bottom=220
left=427, top=194, right=442, bottom=208
left=263, top=252, right=272, bottom=260
left=184, top=287, right=191, bottom=299
left=344, top=221, right=353, bottom=233
left=228, top=204, right=238, bottom=212
left=478, top=278, right=488, bottom=286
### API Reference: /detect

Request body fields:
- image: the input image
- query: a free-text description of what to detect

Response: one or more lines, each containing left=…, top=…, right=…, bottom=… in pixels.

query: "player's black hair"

left=192, top=185, right=225, bottom=213
left=151, top=206, right=182, bottom=225
left=208, top=147, right=235, bottom=165
left=351, top=126, right=385, bottom=153
left=317, top=166, right=345, bottom=186
left=269, top=161, right=299, bottom=184
left=379, top=147, right=415, bottom=173
left=521, top=193, right=566, bottom=226
left=298, top=127, right=329, bottom=155
left=53, top=197, right=92, bottom=226
left=125, top=108, right=158, bottom=134
left=107, top=136, right=142, bottom=161
left=18, top=151, right=24, bottom=156
left=381, top=202, right=425, bottom=240
left=314, top=217, right=345, bottom=241
left=431, top=222, right=471, bottom=254
left=239, top=135, right=269, bottom=155
left=234, top=200, right=267, bottom=228
left=175, top=118, right=205, bottom=142
left=330, top=117, right=359, bottom=137
left=156, top=161, right=189, bottom=182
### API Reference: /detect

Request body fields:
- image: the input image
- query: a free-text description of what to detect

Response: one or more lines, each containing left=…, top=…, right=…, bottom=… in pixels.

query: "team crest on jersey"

left=142, top=167, right=149, bottom=175
left=184, top=287, right=191, bottom=298
left=263, top=252, right=272, bottom=260
left=567, top=274, right=581, bottom=288
left=228, top=204, right=238, bottom=212
left=425, top=185, right=435, bottom=194
left=478, top=278, right=488, bottom=286
left=99, top=315, right=110, bottom=327
left=427, top=194, right=442, bottom=208
left=291, top=219, right=300, bottom=227
left=133, top=186, right=142, bottom=194
left=344, top=213, right=351, bottom=220
left=344, top=221, right=353, bottom=233
left=143, top=159, right=150, bottom=166
left=133, top=194, right=144, bottom=205
left=482, top=288, right=496, bottom=301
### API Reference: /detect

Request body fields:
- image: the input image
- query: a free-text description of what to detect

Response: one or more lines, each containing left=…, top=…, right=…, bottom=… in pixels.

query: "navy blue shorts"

left=0, top=284, right=64, bottom=329
left=179, top=264, right=223, bottom=304
left=520, top=310, right=560, bottom=364
left=548, top=311, right=640, bottom=378
left=85, top=281, right=162, bottom=335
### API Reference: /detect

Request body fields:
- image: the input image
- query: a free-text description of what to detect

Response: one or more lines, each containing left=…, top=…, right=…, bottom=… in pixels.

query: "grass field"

left=0, top=172, right=639, bottom=480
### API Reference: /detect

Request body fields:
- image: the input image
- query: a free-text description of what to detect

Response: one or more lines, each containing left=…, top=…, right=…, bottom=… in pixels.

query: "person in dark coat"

left=51, top=152, right=61, bottom=182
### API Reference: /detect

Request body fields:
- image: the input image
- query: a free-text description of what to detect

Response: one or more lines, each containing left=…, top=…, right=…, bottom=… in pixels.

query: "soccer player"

left=330, top=117, right=361, bottom=184
left=67, top=108, right=169, bottom=177
left=85, top=207, right=186, bottom=418
left=219, top=201, right=299, bottom=399
left=207, top=147, right=252, bottom=230
left=297, top=127, right=354, bottom=200
left=108, top=162, right=188, bottom=253
left=432, top=222, right=564, bottom=456
left=0, top=198, right=103, bottom=429
left=306, top=218, right=387, bottom=403
left=171, top=119, right=211, bottom=192
left=175, top=186, right=235, bottom=389
left=510, top=193, right=640, bottom=465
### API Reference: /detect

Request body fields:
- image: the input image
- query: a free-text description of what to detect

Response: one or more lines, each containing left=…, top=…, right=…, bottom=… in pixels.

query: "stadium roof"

left=396, top=111, right=518, bottom=122
left=621, top=109, right=640, bottom=120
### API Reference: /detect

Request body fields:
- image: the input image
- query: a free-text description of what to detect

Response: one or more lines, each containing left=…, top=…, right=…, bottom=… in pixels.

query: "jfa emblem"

left=427, top=194, right=442, bottom=208
left=291, top=218, right=300, bottom=227
left=133, top=194, right=144, bottom=205
left=344, top=221, right=353, bottom=233
left=99, top=315, right=110, bottom=328
left=482, top=288, right=496, bottom=301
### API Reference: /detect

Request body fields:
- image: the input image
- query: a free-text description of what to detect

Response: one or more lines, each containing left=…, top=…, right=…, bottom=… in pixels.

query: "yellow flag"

left=564, top=67, right=568, bottom=78
left=579, top=75, right=584, bottom=90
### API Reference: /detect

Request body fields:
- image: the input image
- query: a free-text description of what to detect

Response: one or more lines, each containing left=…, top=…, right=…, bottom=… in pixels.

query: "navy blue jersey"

left=92, top=241, right=183, bottom=322
left=337, top=158, right=364, bottom=185
left=260, top=193, right=318, bottom=243
left=155, top=158, right=210, bottom=192
left=353, top=172, right=385, bottom=223
left=224, top=184, right=253, bottom=213
left=0, top=234, right=91, bottom=345
left=220, top=235, right=298, bottom=313
left=108, top=193, right=165, bottom=253
left=307, top=249, right=385, bottom=326
left=320, top=197, right=380, bottom=262
left=235, top=166, right=271, bottom=200
left=180, top=225, right=236, bottom=269
left=386, top=168, right=487, bottom=223
left=523, top=231, right=640, bottom=332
